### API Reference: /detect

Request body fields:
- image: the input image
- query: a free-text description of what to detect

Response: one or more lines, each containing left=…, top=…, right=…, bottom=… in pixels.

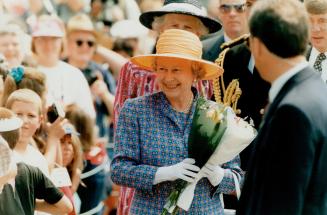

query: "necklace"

left=171, top=94, right=194, bottom=114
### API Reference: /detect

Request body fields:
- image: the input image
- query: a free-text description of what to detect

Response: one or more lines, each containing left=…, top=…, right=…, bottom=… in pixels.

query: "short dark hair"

left=249, top=0, right=309, bottom=58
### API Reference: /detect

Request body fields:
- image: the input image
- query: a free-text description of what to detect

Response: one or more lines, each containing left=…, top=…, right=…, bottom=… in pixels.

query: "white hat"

left=139, top=0, right=221, bottom=34
left=0, top=117, right=23, bottom=132
left=67, top=14, right=96, bottom=35
left=110, top=20, right=149, bottom=39
left=32, top=15, right=64, bottom=37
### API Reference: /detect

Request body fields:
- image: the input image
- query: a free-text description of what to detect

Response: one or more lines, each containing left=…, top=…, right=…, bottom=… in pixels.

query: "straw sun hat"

left=131, top=29, right=223, bottom=80
left=67, top=14, right=96, bottom=35
left=0, top=114, right=22, bottom=178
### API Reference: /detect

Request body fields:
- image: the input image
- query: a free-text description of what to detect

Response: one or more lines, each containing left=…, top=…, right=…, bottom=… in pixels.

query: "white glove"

left=202, top=163, right=224, bottom=187
left=153, top=158, right=200, bottom=185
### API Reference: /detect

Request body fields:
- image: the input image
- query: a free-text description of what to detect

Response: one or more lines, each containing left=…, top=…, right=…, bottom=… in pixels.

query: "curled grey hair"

left=152, top=57, right=205, bottom=80
left=151, top=14, right=209, bottom=36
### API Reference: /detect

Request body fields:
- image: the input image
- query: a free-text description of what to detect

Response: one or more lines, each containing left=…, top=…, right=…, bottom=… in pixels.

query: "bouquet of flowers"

left=161, top=97, right=257, bottom=214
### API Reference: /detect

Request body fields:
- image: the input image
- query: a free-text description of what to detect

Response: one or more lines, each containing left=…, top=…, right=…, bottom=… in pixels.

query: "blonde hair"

left=0, top=107, right=20, bottom=149
left=5, top=89, right=42, bottom=114
left=0, top=24, right=24, bottom=38
left=5, top=89, right=45, bottom=152
left=1, top=67, right=46, bottom=107
left=305, top=0, right=327, bottom=14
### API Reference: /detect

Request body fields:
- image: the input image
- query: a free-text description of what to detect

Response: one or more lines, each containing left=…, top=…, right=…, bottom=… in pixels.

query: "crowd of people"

left=0, top=0, right=327, bottom=215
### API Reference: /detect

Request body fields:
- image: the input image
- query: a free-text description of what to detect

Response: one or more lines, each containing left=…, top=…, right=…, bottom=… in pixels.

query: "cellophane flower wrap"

left=161, top=97, right=257, bottom=214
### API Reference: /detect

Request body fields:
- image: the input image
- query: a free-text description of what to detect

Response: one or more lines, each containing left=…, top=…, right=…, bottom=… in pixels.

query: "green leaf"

left=188, top=97, right=227, bottom=168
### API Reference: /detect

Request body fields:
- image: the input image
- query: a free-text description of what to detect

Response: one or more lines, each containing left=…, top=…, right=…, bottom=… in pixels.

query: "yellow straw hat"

left=67, top=14, right=96, bottom=35
left=131, top=29, right=223, bottom=80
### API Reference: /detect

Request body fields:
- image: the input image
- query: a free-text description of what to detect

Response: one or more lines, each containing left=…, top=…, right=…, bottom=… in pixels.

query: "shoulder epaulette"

left=213, top=34, right=248, bottom=115
left=220, top=34, right=250, bottom=50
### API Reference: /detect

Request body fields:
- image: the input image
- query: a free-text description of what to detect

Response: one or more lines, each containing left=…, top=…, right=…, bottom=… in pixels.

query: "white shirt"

left=38, top=61, right=96, bottom=119
left=223, top=33, right=232, bottom=43
left=308, top=47, right=327, bottom=82
left=248, top=55, right=255, bottom=74
left=13, top=144, right=50, bottom=177
left=269, top=61, right=309, bottom=103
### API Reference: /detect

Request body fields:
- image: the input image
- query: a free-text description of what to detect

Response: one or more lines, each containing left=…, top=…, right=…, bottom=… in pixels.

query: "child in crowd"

left=5, top=89, right=65, bottom=174
left=0, top=107, right=73, bottom=214
left=1, top=66, right=66, bottom=166
left=58, top=123, right=83, bottom=215
left=1, top=66, right=46, bottom=107
left=60, top=124, right=83, bottom=193
left=65, top=104, right=109, bottom=215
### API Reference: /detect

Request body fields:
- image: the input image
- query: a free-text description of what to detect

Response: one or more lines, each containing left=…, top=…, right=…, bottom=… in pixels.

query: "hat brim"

left=32, top=30, right=64, bottom=38
left=131, top=54, right=223, bottom=80
left=140, top=10, right=221, bottom=34
left=67, top=28, right=97, bottom=36
left=0, top=117, right=23, bottom=132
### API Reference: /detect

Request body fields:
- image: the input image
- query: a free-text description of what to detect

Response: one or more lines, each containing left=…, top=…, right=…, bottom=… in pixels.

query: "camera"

left=87, top=75, right=98, bottom=86
left=47, top=101, right=65, bottom=123
left=85, top=69, right=98, bottom=86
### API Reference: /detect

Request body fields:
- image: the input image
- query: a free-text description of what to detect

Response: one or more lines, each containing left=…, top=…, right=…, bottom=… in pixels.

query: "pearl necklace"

left=171, top=94, right=194, bottom=114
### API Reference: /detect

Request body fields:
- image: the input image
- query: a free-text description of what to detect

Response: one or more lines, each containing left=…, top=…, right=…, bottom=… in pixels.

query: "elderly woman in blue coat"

left=111, top=29, right=243, bottom=214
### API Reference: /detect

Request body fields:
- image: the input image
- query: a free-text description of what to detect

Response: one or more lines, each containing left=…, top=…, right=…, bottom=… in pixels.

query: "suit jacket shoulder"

left=221, top=43, right=270, bottom=128
left=306, top=45, right=312, bottom=61
left=202, top=34, right=225, bottom=62
left=271, top=67, right=327, bottom=129
left=238, top=67, right=327, bottom=215
left=223, top=43, right=252, bottom=79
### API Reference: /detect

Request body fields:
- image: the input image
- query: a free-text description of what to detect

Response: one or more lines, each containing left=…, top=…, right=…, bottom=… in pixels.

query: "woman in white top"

left=31, top=15, right=95, bottom=119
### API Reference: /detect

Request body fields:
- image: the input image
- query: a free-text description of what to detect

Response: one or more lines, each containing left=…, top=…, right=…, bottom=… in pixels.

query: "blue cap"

left=63, top=124, right=80, bottom=136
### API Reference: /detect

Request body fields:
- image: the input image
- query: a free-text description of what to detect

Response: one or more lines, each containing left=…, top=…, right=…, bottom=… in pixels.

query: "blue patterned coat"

left=111, top=91, right=243, bottom=214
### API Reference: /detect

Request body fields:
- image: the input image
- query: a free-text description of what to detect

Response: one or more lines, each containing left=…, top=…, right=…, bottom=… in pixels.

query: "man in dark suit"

left=237, top=0, right=327, bottom=215
left=205, top=0, right=270, bottom=209
left=209, top=0, right=270, bottom=171
left=222, top=42, right=270, bottom=170
left=202, top=0, right=249, bottom=61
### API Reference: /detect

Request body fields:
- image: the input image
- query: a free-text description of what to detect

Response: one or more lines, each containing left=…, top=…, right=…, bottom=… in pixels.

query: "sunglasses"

left=75, top=39, right=95, bottom=47
left=219, top=4, right=247, bottom=14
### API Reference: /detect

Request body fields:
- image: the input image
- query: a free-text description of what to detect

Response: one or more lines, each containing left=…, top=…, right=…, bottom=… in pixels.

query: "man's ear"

left=250, top=36, right=263, bottom=58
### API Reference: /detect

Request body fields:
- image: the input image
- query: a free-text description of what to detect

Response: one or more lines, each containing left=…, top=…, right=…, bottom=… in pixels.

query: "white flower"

left=177, top=107, right=257, bottom=211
